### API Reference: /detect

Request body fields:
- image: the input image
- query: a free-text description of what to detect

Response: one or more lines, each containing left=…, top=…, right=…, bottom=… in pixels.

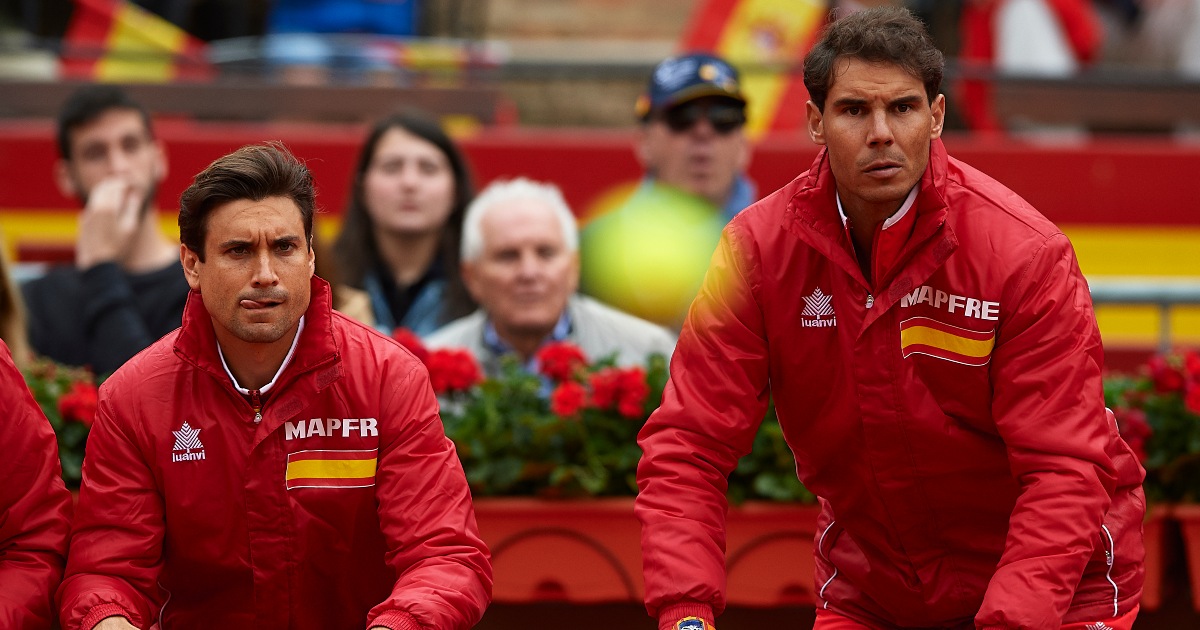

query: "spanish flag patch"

left=285, top=449, right=378, bottom=489
left=900, top=316, right=995, bottom=366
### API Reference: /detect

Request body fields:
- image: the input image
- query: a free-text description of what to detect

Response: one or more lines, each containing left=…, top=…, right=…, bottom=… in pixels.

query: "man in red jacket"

left=59, top=144, right=492, bottom=630
left=0, top=339, right=72, bottom=629
left=636, top=8, right=1144, bottom=630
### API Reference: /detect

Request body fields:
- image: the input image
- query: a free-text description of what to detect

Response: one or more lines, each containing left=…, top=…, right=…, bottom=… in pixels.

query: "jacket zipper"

left=1101, top=524, right=1119, bottom=617
left=817, top=520, right=839, bottom=605
left=250, top=389, right=262, bottom=424
left=865, top=294, right=874, bottom=309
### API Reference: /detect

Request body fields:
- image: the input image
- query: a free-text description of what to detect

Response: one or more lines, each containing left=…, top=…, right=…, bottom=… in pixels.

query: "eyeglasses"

left=659, top=101, right=747, bottom=134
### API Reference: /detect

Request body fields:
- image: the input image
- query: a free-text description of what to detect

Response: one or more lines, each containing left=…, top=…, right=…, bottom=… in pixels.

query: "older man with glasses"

left=580, top=53, right=757, bottom=327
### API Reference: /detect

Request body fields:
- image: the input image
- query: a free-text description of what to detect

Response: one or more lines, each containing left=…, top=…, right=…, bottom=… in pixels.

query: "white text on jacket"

left=900, top=285, right=1000, bottom=321
left=285, top=418, right=379, bottom=440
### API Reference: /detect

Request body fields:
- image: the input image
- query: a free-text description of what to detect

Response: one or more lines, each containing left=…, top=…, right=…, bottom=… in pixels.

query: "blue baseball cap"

left=637, top=53, right=747, bottom=120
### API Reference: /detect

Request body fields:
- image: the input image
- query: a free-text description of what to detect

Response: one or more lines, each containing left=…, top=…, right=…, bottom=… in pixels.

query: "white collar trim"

left=218, top=316, right=306, bottom=395
left=837, top=185, right=919, bottom=230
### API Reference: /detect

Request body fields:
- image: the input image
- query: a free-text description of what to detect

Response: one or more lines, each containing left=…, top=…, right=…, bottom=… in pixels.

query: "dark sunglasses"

left=659, top=101, right=747, bottom=134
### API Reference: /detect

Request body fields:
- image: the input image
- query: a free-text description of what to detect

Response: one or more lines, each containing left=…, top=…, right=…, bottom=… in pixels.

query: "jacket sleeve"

left=80, top=263, right=160, bottom=375
left=0, top=341, right=72, bottom=630
left=975, top=234, right=1117, bottom=629
left=635, top=225, right=772, bottom=630
left=58, top=383, right=165, bottom=630
left=367, top=361, right=492, bottom=630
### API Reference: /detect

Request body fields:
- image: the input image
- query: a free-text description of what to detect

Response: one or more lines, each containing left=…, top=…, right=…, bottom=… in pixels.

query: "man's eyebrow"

left=217, top=238, right=252, bottom=250
left=830, top=93, right=925, bottom=109
left=831, top=97, right=867, bottom=108
left=890, top=94, right=924, bottom=106
left=273, top=235, right=302, bottom=246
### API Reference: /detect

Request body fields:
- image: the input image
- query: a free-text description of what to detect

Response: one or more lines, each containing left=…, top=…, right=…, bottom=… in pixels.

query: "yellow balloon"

left=581, top=183, right=726, bottom=326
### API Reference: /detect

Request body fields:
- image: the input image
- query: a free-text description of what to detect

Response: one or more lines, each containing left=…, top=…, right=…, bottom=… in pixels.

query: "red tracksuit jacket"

left=59, top=278, right=492, bottom=630
left=0, top=339, right=72, bottom=629
left=637, top=140, right=1144, bottom=629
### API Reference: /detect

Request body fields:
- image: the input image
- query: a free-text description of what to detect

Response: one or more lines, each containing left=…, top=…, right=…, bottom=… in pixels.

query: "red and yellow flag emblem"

left=62, top=0, right=213, bottom=83
left=285, top=449, right=378, bottom=490
left=900, top=317, right=995, bottom=366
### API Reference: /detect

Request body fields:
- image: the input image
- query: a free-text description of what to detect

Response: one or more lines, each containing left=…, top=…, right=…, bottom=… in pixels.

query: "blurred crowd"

left=0, top=0, right=1197, bottom=378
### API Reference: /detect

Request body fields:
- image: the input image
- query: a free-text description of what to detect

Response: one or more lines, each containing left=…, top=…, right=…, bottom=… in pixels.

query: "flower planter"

left=472, top=497, right=821, bottom=606
left=1174, top=503, right=1200, bottom=612
left=1141, top=504, right=1171, bottom=611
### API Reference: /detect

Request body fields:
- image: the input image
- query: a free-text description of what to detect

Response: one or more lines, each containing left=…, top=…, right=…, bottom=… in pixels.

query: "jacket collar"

left=174, top=275, right=341, bottom=395
left=784, top=138, right=955, bottom=292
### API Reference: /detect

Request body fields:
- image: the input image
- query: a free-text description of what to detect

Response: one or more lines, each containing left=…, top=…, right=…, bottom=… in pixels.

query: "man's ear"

left=461, top=260, right=482, bottom=303
left=180, top=244, right=202, bottom=291
left=152, top=140, right=169, bottom=184
left=567, top=250, right=580, bottom=295
left=930, top=93, right=946, bottom=140
left=635, top=124, right=654, bottom=169
left=54, top=160, right=79, bottom=200
left=806, top=101, right=827, bottom=146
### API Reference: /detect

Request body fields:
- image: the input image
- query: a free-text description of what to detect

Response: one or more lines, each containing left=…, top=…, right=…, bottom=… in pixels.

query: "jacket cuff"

left=368, top=609, right=422, bottom=630
left=81, top=604, right=136, bottom=630
left=657, top=602, right=716, bottom=630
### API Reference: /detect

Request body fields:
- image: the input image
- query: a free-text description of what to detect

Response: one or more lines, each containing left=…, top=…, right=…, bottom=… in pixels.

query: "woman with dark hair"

left=333, top=111, right=476, bottom=336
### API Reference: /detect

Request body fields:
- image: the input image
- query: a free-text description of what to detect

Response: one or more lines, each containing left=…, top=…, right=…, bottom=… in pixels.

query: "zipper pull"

left=250, top=389, right=263, bottom=424
left=865, top=294, right=875, bottom=309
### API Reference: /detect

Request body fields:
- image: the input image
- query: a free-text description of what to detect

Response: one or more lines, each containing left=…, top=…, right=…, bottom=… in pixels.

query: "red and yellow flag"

left=681, top=0, right=827, bottom=138
left=900, top=317, right=996, bottom=366
left=285, top=449, right=378, bottom=490
left=61, top=0, right=213, bottom=82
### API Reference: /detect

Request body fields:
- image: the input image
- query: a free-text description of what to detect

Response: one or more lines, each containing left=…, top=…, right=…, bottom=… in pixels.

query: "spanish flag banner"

left=286, top=449, right=378, bottom=490
left=61, top=0, right=213, bottom=82
left=680, top=0, right=827, bottom=138
left=900, top=317, right=996, bottom=366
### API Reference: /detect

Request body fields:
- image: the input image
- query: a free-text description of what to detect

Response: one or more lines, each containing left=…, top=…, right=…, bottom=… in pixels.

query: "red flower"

left=550, top=381, right=588, bottom=418
left=1115, top=407, right=1152, bottom=463
left=535, top=342, right=589, bottom=382
left=58, top=381, right=99, bottom=427
left=425, top=349, right=483, bottom=394
left=615, top=367, right=649, bottom=419
left=589, top=368, right=621, bottom=409
left=391, top=327, right=429, bottom=363
left=1185, top=350, right=1200, bottom=381
left=1147, top=355, right=1186, bottom=393
left=1186, top=383, right=1200, bottom=416
left=588, top=366, right=650, bottom=419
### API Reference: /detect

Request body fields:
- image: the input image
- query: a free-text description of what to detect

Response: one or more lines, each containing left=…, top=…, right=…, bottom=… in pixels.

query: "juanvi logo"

left=171, top=421, right=206, bottom=462
left=801, top=288, right=837, bottom=328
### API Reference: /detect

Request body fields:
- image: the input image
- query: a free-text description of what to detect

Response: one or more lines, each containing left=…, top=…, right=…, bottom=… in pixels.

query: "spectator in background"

left=958, top=0, right=1102, bottom=131
left=581, top=53, right=755, bottom=328
left=0, top=338, right=72, bottom=629
left=426, top=178, right=677, bottom=376
left=633, top=52, right=755, bottom=222
left=333, top=112, right=477, bottom=337
left=0, top=236, right=32, bottom=367
left=263, top=0, right=418, bottom=84
left=22, top=85, right=189, bottom=375
left=59, top=143, right=491, bottom=630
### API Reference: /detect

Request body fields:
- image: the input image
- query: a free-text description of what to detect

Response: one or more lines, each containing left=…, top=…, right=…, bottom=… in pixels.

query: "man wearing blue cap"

left=580, top=53, right=756, bottom=327
left=635, top=52, right=755, bottom=221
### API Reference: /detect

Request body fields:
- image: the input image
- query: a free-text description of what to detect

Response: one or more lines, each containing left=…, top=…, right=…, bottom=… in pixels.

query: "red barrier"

left=1, top=120, right=1197, bottom=226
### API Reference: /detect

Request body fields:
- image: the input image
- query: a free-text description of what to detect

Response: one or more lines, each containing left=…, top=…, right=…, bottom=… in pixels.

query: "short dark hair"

left=178, top=143, right=316, bottom=262
left=803, top=7, right=944, bottom=112
left=56, top=85, right=154, bottom=160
